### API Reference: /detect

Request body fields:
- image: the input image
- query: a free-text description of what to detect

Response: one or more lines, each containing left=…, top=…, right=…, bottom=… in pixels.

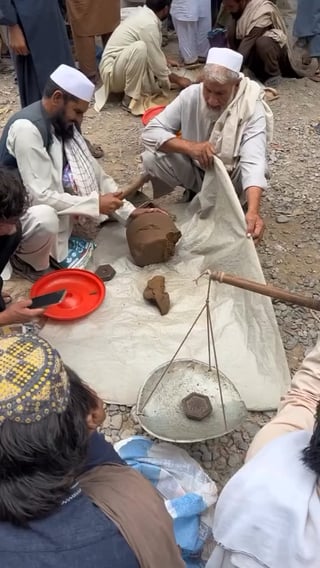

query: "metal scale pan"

left=137, top=270, right=320, bottom=443
left=137, top=359, right=247, bottom=443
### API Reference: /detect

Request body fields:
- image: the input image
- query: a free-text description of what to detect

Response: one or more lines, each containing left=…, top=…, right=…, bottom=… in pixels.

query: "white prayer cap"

left=50, top=64, right=95, bottom=102
left=206, top=48, right=243, bottom=74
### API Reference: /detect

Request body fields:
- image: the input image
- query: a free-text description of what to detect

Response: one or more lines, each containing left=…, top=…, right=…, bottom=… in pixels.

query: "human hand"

left=245, top=211, right=265, bottom=243
left=167, top=57, right=181, bottom=67
left=0, top=299, right=44, bottom=325
left=159, top=78, right=171, bottom=91
left=99, top=192, right=124, bottom=215
left=177, top=77, right=193, bottom=90
left=187, top=141, right=215, bottom=169
left=8, top=24, right=29, bottom=55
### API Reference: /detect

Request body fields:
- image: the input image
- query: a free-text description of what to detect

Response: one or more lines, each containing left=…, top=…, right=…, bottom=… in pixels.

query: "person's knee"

left=141, top=149, right=157, bottom=175
left=255, top=36, right=276, bottom=58
left=27, top=205, right=59, bottom=235
left=131, top=40, right=148, bottom=59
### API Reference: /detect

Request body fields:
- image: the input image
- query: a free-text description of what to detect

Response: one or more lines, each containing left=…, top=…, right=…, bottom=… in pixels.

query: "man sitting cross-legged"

left=0, top=64, right=164, bottom=281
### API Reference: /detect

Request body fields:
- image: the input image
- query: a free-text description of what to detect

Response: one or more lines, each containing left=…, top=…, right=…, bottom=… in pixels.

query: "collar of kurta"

left=143, top=5, right=162, bottom=31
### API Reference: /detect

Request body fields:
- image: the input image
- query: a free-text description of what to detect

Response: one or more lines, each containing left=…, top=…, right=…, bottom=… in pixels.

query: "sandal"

left=184, top=60, right=203, bottom=70
left=2, top=293, right=12, bottom=306
left=264, top=87, right=280, bottom=102
left=309, top=69, right=320, bottom=82
left=121, top=94, right=132, bottom=113
left=84, top=138, right=105, bottom=159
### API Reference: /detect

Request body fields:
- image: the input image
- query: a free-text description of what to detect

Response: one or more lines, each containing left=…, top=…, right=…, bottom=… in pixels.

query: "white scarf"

left=212, top=430, right=320, bottom=568
left=64, top=128, right=99, bottom=197
left=210, top=76, right=273, bottom=170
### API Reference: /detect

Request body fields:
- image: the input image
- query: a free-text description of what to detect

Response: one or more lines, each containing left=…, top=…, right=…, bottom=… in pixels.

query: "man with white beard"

left=141, top=47, right=273, bottom=241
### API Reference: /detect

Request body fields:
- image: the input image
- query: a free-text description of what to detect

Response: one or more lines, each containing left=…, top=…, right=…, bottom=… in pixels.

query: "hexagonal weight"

left=182, top=392, right=213, bottom=421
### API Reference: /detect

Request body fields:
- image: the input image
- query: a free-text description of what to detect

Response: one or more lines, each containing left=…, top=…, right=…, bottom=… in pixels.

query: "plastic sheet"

left=40, top=159, right=290, bottom=409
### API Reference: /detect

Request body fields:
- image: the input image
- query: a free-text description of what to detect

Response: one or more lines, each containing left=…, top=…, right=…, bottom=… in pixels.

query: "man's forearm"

left=169, top=72, right=181, bottom=85
left=159, top=137, right=192, bottom=155
left=246, top=186, right=262, bottom=213
left=238, top=27, right=268, bottom=64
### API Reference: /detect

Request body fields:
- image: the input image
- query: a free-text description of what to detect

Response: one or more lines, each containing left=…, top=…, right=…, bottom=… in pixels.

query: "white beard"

left=201, top=85, right=237, bottom=123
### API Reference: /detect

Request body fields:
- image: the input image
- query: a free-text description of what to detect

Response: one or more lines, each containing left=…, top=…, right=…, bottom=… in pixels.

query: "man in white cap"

left=141, top=47, right=273, bottom=241
left=0, top=64, right=157, bottom=281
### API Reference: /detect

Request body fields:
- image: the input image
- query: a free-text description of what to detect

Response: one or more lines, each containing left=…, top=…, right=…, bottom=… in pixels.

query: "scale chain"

left=138, top=275, right=228, bottom=431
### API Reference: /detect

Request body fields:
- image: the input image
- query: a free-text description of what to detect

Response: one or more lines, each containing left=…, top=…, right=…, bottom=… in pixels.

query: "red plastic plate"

left=30, top=269, right=106, bottom=321
left=141, top=105, right=166, bottom=125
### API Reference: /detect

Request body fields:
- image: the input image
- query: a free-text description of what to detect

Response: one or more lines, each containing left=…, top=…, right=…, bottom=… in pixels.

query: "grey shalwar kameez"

left=0, top=0, right=74, bottom=107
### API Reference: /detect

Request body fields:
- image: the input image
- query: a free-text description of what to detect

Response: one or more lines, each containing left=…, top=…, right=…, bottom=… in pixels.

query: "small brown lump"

left=126, top=212, right=181, bottom=267
left=143, top=275, right=170, bottom=316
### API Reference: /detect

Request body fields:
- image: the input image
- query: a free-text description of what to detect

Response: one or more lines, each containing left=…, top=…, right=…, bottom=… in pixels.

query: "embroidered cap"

left=206, top=47, right=243, bottom=74
left=0, top=334, right=70, bottom=425
left=50, top=64, right=95, bottom=102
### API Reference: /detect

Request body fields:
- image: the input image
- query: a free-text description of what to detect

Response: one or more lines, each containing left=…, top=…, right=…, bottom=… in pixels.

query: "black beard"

left=51, top=112, right=75, bottom=142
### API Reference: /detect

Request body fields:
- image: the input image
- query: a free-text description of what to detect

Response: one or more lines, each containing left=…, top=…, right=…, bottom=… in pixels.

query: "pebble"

left=243, top=421, right=261, bottom=438
left=276, top=215, right=290, bottom=223
left=214, top=456, right=227, bottom=470
left=130, top=406, right=140, bottom=425
left=201, top=447, right=213, bottom=463
left=228, top=453, right=242, bottom=469
left=110, top=414, right=123, bottom=430
left=285, top=337, right=298, bottom=350
left=120, top=428, right=136, bottom=440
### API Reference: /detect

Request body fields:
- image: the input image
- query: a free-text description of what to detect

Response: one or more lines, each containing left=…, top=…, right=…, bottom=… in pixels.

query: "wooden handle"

left=120, top=173, right=151, bottom=200
left=210, top=271, right=320, bottom=311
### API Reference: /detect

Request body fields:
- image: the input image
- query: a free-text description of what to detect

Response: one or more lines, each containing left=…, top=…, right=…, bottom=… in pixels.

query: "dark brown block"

left=182, top=392, right=213, bottom=421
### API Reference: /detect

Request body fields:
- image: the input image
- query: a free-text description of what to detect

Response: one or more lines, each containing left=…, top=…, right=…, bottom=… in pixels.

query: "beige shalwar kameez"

left=5, top=119, right=135, bottom=264
left=95, top=6, right=170, bottom=115
left=66, top=0, right=120, bottom=80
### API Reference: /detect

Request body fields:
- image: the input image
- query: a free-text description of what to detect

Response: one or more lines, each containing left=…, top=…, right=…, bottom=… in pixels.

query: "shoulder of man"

left=5, top=102, right=52, bottom=151
left=138, top=6, right=161, bottom=29
left=179, top=82, right=202, bottom=102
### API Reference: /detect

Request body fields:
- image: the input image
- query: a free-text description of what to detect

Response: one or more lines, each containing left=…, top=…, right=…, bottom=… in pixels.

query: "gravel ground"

left=1, top=50, right=320, bottom=490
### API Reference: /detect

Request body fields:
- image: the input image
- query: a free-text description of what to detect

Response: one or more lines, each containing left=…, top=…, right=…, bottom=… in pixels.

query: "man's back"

left=104, top=6, right=160, bottom=50
left=0, top=490, right=139, bottom=568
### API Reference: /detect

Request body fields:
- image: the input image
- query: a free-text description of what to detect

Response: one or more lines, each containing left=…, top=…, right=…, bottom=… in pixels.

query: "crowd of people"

left=0, top=0, right=320, bottom=566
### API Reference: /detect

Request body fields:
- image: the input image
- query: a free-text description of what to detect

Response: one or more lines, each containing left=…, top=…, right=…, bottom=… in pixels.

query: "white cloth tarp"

left=40, top=159, right=290, bottom=409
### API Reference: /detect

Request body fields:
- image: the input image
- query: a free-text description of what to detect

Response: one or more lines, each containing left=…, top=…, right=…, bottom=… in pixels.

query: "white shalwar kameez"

left=141, top=82, right=269, bottom=199
left=170, top=0, right=212, bottom=63
left=5, top=119, right=135, bottom=264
